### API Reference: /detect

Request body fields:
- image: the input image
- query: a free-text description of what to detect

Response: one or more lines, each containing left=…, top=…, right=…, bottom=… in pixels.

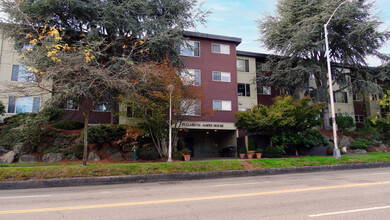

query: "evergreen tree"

left=258, top=0, right=390, bottom=130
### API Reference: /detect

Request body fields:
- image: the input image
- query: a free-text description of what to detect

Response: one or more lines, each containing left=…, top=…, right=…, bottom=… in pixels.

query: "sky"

left=191, top=0, right=390, bottom=67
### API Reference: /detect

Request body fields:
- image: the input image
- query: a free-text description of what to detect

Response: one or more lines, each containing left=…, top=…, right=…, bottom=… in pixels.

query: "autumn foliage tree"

left=120, top=62, right=209, bottom=157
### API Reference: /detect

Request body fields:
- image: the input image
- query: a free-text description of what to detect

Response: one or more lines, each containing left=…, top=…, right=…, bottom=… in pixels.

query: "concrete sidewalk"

left=2, top=162, right=390, bottom=190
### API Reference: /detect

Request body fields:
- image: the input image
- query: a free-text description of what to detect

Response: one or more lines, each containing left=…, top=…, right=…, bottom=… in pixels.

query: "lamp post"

left=324, top=0, right=353, bottom=159
left=167, top=84, right=174, bottom=162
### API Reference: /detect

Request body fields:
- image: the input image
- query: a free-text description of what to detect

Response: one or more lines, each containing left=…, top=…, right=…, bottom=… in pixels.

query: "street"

left=1, top=167, right=390, bottom=219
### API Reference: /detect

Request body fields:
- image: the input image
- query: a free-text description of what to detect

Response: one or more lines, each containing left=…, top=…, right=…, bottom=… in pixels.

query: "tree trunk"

left=82, top=115, right=90, bottom=166
left=323, top=100, right=331, bottom=130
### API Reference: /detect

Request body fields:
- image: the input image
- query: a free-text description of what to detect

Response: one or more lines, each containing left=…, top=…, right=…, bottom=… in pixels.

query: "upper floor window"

left=353, top=93, right=363, bottom=101
left=212, top=71, right=231, bottom=82
left=93, top=102, right=110, bottom=112
left=304, top=88, right=315, bottom=98
left=11, top=65, right=35, bottom=82
left=238, top=83, right=250, bottom=97
left=310, top=73, right=315, bottom=80
left=237, top=59, right=249, bottom=72
left=181, top=69, right=201, bottom=86
left=179, top=40, right=200, bottom=57
left=181, top=99, right=201, bottom=116
left=8, top=96, right=40, bottom=113
left=213, top=100, right=231, bottom=111
left=257, top=86, right=271, bottom=95
left=212, top=43, right=230, bottom=54
left=332, top=69, right=345, bottom=80
left=371, top=94, right=378, bottom=101
left=334, top=91, right=348, bottom=103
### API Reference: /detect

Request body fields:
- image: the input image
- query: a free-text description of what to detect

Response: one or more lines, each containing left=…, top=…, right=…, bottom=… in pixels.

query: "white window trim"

left=212, top=71, right=231, bottom=82
left=182, top=69, right=201, bottom=86
left=211, top=43, right=230, bottom=55
left=93, top=102, right=111, bottom=112
left=213, top=100, right=232, bottom=111
left=237, top=58, right=249, bottom=72
left=63, top=100, right=79, bottom=110
left=179, top=40, right=200, bottom=57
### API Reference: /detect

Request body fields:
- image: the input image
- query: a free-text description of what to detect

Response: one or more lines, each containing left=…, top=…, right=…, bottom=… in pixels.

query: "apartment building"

left=0, top=30, right=383, bottom=156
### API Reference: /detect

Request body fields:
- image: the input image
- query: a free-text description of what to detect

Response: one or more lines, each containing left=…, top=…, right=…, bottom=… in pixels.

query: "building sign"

left=180, top=121, right=237, bottom=130
left=182, top=122, right=224, bottom=128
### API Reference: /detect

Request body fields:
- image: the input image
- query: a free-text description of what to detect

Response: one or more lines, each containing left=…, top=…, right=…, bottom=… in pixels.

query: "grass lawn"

left=0, top=153, right=389, bottom=181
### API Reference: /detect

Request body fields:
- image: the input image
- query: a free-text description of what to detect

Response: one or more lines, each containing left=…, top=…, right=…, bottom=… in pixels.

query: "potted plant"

left=180, top=148, right=191, bottom=161
left=239, top=148, right=246, bottom=159
left=247, top=138, right=256, bottom=159
left=255, top=148, right=263, bottom=159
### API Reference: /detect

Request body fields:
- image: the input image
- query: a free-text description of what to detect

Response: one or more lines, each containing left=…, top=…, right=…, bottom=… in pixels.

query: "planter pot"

left=239, top=153, right=246, bottom=159
left=247, top=153, right=253, bottom=159
left=183, top=154, right=191, bottom=161
left=256, top=153, right=262, bottom=159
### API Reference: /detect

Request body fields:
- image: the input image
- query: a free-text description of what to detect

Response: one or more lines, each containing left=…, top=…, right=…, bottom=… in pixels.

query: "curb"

left=2, top=162, right=390, bottom=190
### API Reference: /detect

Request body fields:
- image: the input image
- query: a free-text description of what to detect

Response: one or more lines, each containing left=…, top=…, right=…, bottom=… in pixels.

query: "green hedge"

left=52, top=120, right=84, bottom=130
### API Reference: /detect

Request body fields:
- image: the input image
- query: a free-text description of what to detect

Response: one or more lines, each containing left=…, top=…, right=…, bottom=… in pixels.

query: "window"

left=257, top=86, right=271, bottom=95
left=181, top=69, right=201, bottom=86
left=238, top=108, right=247, bottom=111
left=304, top=88, right=315, bottom=98
left=11, top=65, right=35, bottom=82
left=212, top=71, right=231, bottom=82
left=256, top=62, right=269, bottom=71
left=334, top=91, right=348, bottom=103
left=14, top=44, right=33, bottom=51
left=353, top=93, right=363, bottom=101
left=212, top=44, right=230, bottom=54
left=355, top=115, right=365, bottom=123
left=8, top=96, right=40, bottom=113
left=62, top=100, right=78, bottom=110
left=93, top=102, right=110, bottom=112
left=310, top=73, right=315, bottom=80
left=213, top=100, right=231, bottom=111
left=181, top=100, right=201, bottom=116
left=371, top=94, right=378, bottom=101
left=237, top=59, right=249, bottom=72
left=179, top=40, right=200, bottom=57
left=238, top=84, right=250, bottom=97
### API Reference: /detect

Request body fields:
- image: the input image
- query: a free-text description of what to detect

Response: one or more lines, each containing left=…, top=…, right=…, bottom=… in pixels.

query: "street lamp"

left=167, top=84, right=174, bottom=162
left=324, top=0, right=354, bottom=159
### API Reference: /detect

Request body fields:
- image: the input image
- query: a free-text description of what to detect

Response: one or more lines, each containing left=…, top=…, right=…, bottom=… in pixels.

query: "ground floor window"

left=7, top=96, right=40, bottom=113
left=355, top=115, right=365, bottom=123
left=93, top=102, right=110, bottom=112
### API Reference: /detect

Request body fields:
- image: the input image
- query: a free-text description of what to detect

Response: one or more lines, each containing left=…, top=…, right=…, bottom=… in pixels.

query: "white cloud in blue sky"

left=192, top=0, right=390, bottom=66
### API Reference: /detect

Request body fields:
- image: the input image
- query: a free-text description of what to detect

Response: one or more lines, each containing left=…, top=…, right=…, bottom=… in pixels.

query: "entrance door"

left=194, top=137, right=212, bottom=157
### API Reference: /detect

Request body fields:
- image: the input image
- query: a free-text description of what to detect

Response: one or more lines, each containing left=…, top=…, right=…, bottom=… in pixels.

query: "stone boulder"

left=13, top=143, right=33, bottom=155
left=354, top=149, right=367, bottom=154
left=42, top=153, right=64, bottom=162
left=88, top=152, right=100, bottom=161
left=0, top=151, right=16, bottom=164
left=69, top=155, right=79, bottom=161
left=53, top=138, right=70, bottom=147
left=379, top=144, right=387, bottom=150
left=73, top=138, right=83, bottom=146
left=0, top=146, right=8, bottom=154
left=110, top=152, right=122, bottom=160
left=339, top=136, right=350, bottom=148
left=36, top=144, right=49, bottom=154
left=100, top=146, right=119, bottom=155
left=18, top=155, right=39, bottom=163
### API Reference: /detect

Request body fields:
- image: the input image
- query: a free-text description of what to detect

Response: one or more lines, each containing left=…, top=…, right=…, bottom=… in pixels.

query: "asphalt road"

left=1, top=167, right=390, bottom=220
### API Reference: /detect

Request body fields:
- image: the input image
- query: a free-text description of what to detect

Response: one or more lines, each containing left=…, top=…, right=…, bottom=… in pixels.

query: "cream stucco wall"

left=0, top=33, right=51, bottom=122
left=236, top=55, right=257, bottom=111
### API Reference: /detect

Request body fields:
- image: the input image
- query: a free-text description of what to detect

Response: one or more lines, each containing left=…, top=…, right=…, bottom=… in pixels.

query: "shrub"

left=88, top=124, right=127, bottom=144
left=172, top=151, right=182, bottom=160
left=357, top=121, right=379, bottom=140
left=73, top=144, right=84, bottom=159
left=0, top=101, right=5, bottom=115
left=255, top=148, right=263, bottom=153
left=41, top=106, right=64, bottom=122
left=180, top=148, right=191, bottom=155
left=52, top=120, right=84, bottom=130
left=137, top=144, right=160, bottom=160
left=371, top=118, right=390, bottom=133
left=350, top=138, right=371, bottom=150
left=248, top=138, right=255, bottom=151
left=264, top=145, right=285, bottom=158
left=0, top=113, right=47, bottom=149
left=301, top=129, right=329, bottom=147
left=330, top=114, right=355, bottom=131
